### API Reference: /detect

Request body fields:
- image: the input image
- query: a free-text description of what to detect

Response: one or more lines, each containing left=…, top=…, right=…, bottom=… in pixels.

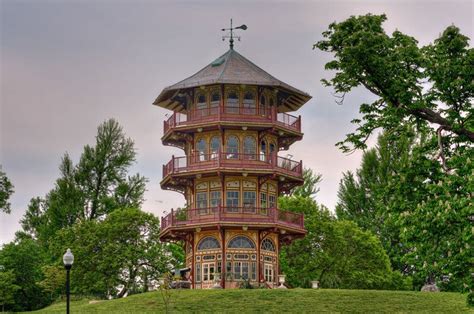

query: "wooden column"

left=221, top=228, right=226, bottom=289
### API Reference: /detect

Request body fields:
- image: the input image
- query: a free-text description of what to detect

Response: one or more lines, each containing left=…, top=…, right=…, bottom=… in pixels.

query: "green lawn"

left=34, top=289, right=472, bottom=313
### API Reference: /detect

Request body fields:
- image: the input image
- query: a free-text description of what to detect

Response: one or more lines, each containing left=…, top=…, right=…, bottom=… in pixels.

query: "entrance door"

left=264, top=263, right=274, bottom=283
left=202, top=262, right=215, bottom=283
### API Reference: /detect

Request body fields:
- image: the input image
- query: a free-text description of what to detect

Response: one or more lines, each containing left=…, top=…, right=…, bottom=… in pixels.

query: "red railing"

left=160, top=206, right=305, bottom=231
left=163, top=105, right=301, bottom=134
left=162, top=153, right=303, bottom=179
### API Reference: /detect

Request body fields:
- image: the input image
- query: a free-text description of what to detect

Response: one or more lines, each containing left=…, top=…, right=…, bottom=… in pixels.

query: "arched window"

left=196, top=138, right=207, bottom=161
left=260, top=94, right=267, bottom=116
left=210, top=91, right=220, bottom=114
left=243, top=136, right=256, bottom=160
left=228, top=236, right=255, bottom=249
left=261, top=238, right=276, bottom=252
left=196, top=93, right=207, bottom=110
left=226, top=90, right=239, bottom=114
left=269, top=142, right=276, bottom=163
left=226, top=135, right=239, bottom=159
left=243, top=91, right=256, bottom=114
left=197, top=237, right=220, bottom=250
left=210, top=136, right=220, bottom=159
left=260, top=140, right=267, bottom=161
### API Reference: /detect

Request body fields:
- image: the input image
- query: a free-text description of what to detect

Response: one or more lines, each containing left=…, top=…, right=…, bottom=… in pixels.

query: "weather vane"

left=222, top=18, right=247, bottom=50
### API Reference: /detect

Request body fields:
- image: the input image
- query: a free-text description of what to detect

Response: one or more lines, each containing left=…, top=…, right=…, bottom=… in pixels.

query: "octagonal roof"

left=153, top=49, right=311, bottom=112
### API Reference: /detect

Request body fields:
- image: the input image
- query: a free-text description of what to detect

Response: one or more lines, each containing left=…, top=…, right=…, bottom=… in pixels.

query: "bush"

left=467, top=292, right=474, bottom=307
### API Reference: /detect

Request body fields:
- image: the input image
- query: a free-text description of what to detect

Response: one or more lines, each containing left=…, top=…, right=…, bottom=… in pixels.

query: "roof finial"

left=222, top=19, right=247, bottom=50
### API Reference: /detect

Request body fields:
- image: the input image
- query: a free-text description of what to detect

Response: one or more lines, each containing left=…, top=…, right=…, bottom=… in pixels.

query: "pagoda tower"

left=154, top=37, right=311, bottom=289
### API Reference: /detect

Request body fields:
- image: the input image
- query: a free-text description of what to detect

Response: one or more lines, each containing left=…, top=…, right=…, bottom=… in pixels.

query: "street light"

left=63, top=248, right=74, bottom=314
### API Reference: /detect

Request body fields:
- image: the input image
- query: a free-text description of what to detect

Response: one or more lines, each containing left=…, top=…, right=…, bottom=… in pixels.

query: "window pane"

left=226, top=191, right=239, bottom=212
left=251, top=262, right=256, bottom=281
left=196, top=263, right=201, bottom=282
left=243, top=92, right=255, bottom=114
left=197, top=192, right=208, bottom=210
left=197, top=237, right=220, bottom=250
left=260, top=192, right=267, bottom=209
left=243, top=136, right=256, bottom=159
left=210, top=91, right=220, bottom=114
left=269, top=194, right=276, bottom=208
left=228, top=236, right=255, bottom=249
left=226, top=91, right=239, bottom=114
left=243, top=191, right=256, bottom=213
left=226, top=136, right=239, bottom=159
left=210, top=136, right=220, bottom=158
left=210, top=191, right=221, bottom=208
left=197, top=139, right=207, bottom=161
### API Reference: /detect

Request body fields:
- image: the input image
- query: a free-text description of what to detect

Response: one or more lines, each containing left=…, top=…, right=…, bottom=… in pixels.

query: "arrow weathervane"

left=222, top=19, right=247, bottom=50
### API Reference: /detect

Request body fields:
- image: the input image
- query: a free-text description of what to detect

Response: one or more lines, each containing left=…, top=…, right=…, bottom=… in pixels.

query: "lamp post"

left=63, top=248, right=74, bottom=314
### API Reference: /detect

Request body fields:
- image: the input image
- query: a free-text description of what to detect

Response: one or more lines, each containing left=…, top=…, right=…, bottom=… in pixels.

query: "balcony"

left=160, top=206, right=305, bottom=236
left=163, top=106, right=301, bottom=136
left=162, top=153, right=303, bottom=181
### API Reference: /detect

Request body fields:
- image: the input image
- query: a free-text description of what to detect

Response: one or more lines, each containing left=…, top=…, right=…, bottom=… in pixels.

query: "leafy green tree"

left=0, top=270, right=20, bottom=312
left=336, top=129, right=420, bottom=273
left=0, top=167, right=14, bottom=214
left=291, top=168, right=322, bottom=198
left=315, top=14, right=473, bottom=153
left=20, top=119, right=147, bottom=243
left=49, top=208, right=173, bottom=298
left=0, top=238, right=48, bottom=311
left=279, top=195, right=403, bottom=289
left=37, top=265, right=66, bottom=302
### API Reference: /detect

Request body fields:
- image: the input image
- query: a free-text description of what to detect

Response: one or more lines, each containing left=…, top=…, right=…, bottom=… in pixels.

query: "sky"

left=0, top=0, right=472, bottom=245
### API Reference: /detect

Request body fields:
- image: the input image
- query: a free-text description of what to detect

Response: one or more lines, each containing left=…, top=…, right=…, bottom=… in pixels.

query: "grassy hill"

left=35, top=289, right=472, bottom=313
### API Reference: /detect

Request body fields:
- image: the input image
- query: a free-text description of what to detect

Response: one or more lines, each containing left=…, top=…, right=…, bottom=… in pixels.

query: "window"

left=269, top=142, right=276, bottom=163
left=226, top=136, right=239, bottom=159
left=260, top=140, right=267, bottom=161
left=264, top=263, right=274, bottom=282
left=226, top=91, right=239, bottom=114
left=243, top=91, right=256, bottom=114
left=197, top=237, right=220, bottom=250
left=260, top=192, right=267, bottom=209
left=196, top=93, right=207, bottom=110
left=203, top=263, right=215, bottom=282
left=228, top=236, right=255, bottom=249
left=196, top=262, right=201, bottom=282
left=196, top=192, right=208, bottom=212
left=259, top=95, right=267, bottom=115
left=196, top=139, right=207, bottom=161
left=233, top=261, right=249, bottom=280
left=251, top=262, right=257, bottom=281
left=269, top=194, right=276, bottom=208
left=243, top=191, right=256, bottom=213
left=210, top=191, right=221, bottom=208
left=261, top=238, right=276, bottom=252
left=210, top=136, right=220, bottom=159
left=226, top=191, right=239, bottom=212
left=210, top=91, right=220, bottom=114
left=243, top=136, right=256, bottom=160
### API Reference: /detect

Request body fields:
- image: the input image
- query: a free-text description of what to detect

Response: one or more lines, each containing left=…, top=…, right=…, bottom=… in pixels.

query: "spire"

left=221, top=19, right=247, bottom=50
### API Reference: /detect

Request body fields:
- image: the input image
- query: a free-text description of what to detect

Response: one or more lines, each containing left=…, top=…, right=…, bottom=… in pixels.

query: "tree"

left=0, top=238, right=48, bottom=312
left=291, top=168, right=322, bottom=199
left=279, top=195, right=405, bottom=290
left=0, top=270, right=20, bottom=312
left=37, top=265, right=66, bottom=302
left=336, top=129, right=420, bottom=273
left=49, top=208, right=173, bottom=298
left=0, top=167, right=14, bottom=214
left=20, top=119, right=147, bottom=243
left=315, top=14, right=473, bottom=154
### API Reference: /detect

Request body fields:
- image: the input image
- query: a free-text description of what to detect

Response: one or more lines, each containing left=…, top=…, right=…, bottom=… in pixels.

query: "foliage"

left=20, top=119, right=147, bottom=244
left=37, top=265, right=66, bottom=301
left=48, top=208, right=173, bottom=299
left=290, top=168, right=322, bottom=198
left=315, top=14, right=473, bottom=153
left=467, top=292, right=474, bottom=307
left=336, top=129, right=473, bottom=291
left=0, top=238, right=49, bottom=312
left=158, top=272, right=173, bottom=314
left=34, top=289, right=472, bottom=313
left=0, top=270, right=20, bottom=312
left=279, top=194, right=404, bottom=290
left=0, top=166, right=14, bottom=214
